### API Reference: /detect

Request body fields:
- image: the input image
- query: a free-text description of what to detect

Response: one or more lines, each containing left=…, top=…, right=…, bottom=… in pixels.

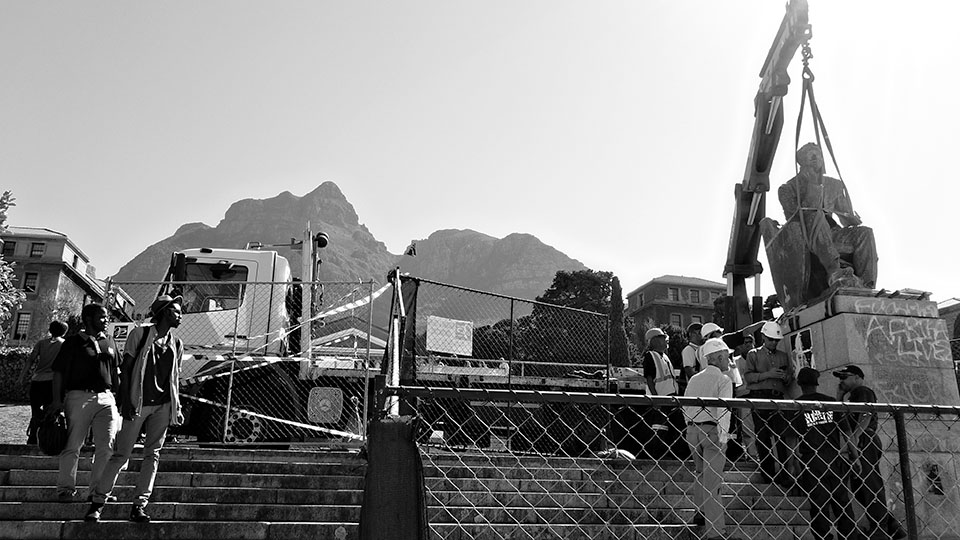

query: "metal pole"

left=301, top=224, right=313, bottom=360
left=362, top=280, right=373, bottom=439
left=507, top=299, right=515, bottom=389
left=222, top=357, right=237, bottom=443
left=894, top=411, right=919, bottom=540
left=223, top=284, right=244, bottom=442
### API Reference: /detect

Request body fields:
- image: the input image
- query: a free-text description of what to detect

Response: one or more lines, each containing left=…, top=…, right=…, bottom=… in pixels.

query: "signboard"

left=426, top=315, right=473, bottom=356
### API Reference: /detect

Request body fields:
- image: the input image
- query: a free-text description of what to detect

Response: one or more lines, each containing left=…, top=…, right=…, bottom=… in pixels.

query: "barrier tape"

left=180, top=393, right=362, bottom=440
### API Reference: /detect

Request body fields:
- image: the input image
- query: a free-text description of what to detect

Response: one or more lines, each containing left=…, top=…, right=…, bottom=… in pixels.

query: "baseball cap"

left=832, top=365, right=865, bottom=379
left=700, top=338, right=730, bottom=358
left=797, top=367, right=820, bottom=386
left=645, top=327, right=667, bottom=341
left=700, top=323, right=723, bottom=338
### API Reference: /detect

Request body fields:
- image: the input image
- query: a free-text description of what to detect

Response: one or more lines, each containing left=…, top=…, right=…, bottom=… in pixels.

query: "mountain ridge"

left=112, top=182, right=588, bottom=306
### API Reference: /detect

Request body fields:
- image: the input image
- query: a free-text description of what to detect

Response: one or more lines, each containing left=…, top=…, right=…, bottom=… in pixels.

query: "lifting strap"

left=794, top=43, right=843, bottom=181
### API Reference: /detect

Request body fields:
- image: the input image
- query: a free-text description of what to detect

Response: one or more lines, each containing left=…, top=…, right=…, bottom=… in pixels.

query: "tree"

left=533, top=269, right=614, bottom=367
left=0, top=191, right=25, bottom=343
left=609, top=277, right=630, bottom=367
left=536, top=269, right=612, bottom=313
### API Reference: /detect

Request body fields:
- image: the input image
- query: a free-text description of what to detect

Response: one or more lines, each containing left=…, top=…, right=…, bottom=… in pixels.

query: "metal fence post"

left=507, top=298, right=515, bottom=388
left=894, top=411, right=918, bottom=540
left=363, top=280, right=374, bottom=440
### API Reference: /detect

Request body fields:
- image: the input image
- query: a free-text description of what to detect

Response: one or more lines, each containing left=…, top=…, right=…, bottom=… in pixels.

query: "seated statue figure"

left=760, top=142, right=878, bottom=310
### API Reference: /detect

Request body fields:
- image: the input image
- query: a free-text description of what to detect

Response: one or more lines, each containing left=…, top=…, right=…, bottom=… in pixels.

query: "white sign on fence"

left=426, top=315, right=473, bottom=356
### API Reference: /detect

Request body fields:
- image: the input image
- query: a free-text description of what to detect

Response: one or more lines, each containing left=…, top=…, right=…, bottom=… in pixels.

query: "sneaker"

left=84, top=503, right=103, bottom=522
left=129, top=505, right=151, bottom=523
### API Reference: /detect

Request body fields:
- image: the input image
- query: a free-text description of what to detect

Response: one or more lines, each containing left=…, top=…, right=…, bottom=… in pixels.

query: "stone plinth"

left=780, top=292, right=960, bottom=538
left=782, top=292, right=959, bottom=406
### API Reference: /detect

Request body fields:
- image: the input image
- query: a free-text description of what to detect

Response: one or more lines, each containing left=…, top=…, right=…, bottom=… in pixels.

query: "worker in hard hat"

left=683, top=338, right=734, bottom=540
left=742, top=321, right=795, bottom=487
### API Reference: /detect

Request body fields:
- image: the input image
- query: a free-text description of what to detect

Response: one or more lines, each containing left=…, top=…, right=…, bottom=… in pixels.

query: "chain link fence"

left=396, top=275, right=610, bottom=384
left=951, top=338, right=960, bottom=391
left=109, top=280, right=386, bottom=446
left=385, top=386, right=960, bottom=540
left=107, top=274, right=612, bottom=446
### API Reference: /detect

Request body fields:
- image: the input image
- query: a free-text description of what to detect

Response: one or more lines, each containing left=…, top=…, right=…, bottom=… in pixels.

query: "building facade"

left=625, top=275, right=725, bottom=344
left=1, top=227, right=133, bottom=344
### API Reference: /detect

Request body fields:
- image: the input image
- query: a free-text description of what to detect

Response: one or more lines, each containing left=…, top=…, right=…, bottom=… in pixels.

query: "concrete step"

left=0, top=485, right=363, bottom=505
left=0, top=455, right=365, bottom=477
left=430, top=522, right=811, bottom=540
left=428, top=490, right=808, bottom=512
left=3, top=470, right=364, bottom=491
left=423, top=463, right=763, bottom=486
left=0, top=444, right=362, bottom=465
left=427, top=505, right=809, bottom=526
left=422, top=475, right=791, bottom=497
left=0, top=520, right=358, bottom=540
left=0, top=502, right=360, bottom=522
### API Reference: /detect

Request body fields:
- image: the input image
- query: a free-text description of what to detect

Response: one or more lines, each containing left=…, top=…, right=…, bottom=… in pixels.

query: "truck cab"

left=160, top=247, right=292, bottom=356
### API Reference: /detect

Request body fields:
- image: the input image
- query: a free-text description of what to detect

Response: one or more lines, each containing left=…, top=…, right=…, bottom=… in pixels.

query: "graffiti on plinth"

left=856, top=316, right=952, bottom=368
left=851, top=298, right=938, bottom=318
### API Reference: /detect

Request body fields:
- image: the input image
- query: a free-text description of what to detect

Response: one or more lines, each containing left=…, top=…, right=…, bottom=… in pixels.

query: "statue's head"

left=796, top=142, right=825, bottom=174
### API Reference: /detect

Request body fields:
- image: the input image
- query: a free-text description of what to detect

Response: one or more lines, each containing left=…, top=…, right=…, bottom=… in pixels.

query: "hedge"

left=0, top=347, right=33, bottom=403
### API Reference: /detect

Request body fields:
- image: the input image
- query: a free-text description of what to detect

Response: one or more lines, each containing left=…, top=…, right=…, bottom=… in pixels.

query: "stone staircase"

left=0, top=442, right=814, bottom=540
left=0, top=443, right=364, bottom=540
left=422, top=452, right=812, bottom=540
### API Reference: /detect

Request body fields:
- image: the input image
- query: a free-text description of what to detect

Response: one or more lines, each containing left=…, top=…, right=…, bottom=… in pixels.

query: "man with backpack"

left=85, top=294, right=184, bottom=523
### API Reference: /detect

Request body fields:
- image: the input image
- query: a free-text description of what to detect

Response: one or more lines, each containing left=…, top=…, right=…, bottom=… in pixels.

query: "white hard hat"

left=760, top=321, right=784, bottom=340
left=645, top=327, right=667, bottom=341
left=701, top=338, right=730, bottom=359
left=700, top=322, right=723, bottom=338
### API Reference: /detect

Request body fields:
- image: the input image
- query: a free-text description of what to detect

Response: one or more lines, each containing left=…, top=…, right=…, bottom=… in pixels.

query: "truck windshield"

left=177, top=263, right=250, bottom=313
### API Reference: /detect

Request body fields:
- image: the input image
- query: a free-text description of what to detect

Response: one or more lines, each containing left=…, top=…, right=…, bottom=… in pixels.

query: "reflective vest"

left=649, top=350, right=678, bottom=396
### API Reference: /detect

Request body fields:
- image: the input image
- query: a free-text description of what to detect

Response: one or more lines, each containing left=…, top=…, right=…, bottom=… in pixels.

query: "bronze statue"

left=760, top=143, right=878, bottom=310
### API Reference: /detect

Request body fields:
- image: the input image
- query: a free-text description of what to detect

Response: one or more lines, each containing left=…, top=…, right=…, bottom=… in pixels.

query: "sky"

left=3, top=1, right=960, bottom=302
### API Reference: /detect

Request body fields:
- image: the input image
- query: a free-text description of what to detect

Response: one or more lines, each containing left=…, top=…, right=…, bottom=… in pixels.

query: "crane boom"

left=723, top=0, right=811, bottom=331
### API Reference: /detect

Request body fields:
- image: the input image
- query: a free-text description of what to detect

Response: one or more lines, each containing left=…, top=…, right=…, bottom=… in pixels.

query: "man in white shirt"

left=683, top=338, right=734, bottom=540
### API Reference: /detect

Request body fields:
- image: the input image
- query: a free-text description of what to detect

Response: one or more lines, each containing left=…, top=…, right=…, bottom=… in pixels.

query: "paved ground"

left=0, top=403, right=31, bottom=445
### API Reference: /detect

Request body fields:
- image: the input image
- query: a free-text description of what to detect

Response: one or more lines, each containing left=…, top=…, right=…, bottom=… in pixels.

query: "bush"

left=0, top=347, right=32, bottom=403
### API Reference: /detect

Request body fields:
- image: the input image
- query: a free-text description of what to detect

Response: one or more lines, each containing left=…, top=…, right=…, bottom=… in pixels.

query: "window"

left=29, top=243, right=45, bottom=258
left=72, top=254, right=79, bottom=268
left=175, top=262, right=250, bottom=313
left=22, top=272, right=38, bottom=294
left=13, top=312, right=31, bottom=340
left=710, top=291, right=721, bottom=302
left=1, top=241, right=14, bottom=258
left=669, top=313, right=683, bottom=327
left=639, top=293, right=644, bottom=306
left=667, top=287, right=679, bottom=301
left=691, top=315, right=703, bottom=324
left=690, top=290, right=701, bottom=304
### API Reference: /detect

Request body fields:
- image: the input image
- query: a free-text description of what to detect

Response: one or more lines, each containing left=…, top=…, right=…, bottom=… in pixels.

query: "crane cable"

left=794, top=42, right=844, bottom=181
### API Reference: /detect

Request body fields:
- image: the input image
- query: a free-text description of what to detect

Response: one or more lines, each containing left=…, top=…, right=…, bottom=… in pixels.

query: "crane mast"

left=723, top=0, right=811, bottom=331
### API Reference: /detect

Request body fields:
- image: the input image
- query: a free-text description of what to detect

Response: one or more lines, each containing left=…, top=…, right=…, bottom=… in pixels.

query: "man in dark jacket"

left=835, top=366, right=906, bottom=540
left=86, top=295, right=184, bottom=523
left=789, top=367, right=862, bottom=540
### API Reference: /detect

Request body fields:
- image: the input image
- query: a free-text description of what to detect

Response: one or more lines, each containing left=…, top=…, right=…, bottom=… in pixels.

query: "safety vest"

left=649, top=350, right=678, bottom=396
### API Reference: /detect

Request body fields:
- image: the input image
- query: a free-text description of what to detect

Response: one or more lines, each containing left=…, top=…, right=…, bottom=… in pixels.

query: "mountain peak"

left=113, top=181, right=587, bottom=308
